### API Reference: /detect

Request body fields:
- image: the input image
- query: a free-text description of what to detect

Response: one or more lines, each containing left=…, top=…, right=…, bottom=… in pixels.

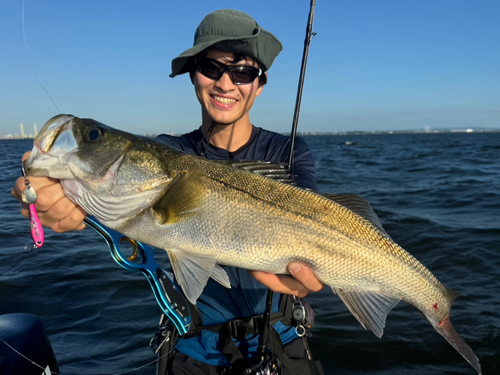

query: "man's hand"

left=11, top=152, right=87, bottom=233
left=249, top=262, right=323, bottom=297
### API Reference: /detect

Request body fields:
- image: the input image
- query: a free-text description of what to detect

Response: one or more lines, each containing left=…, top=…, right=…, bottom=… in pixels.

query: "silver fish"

left=25, top=115, right=481, bottom=373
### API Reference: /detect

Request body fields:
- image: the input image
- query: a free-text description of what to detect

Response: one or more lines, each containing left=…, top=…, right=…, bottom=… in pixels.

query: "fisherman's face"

left=192, top=49, right=264, bottom=127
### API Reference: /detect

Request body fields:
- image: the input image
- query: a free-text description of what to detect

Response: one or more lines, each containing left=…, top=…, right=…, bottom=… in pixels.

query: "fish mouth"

left=24, top=114, right=78, bottom=179
left=36, top=114, right=75, bottom=153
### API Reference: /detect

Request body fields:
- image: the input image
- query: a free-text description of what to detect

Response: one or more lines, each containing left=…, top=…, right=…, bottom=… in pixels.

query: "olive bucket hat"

left=170, top=9, right=283, bottom=77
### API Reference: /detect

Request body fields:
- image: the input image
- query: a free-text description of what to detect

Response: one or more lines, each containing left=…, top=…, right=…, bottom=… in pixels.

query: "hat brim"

left=170, top=29, right=281, bottom=78
left=169, top=37, right=242, bottom=78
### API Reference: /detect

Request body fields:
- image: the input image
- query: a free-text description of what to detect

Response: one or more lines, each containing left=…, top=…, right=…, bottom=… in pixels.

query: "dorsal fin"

left=322, top=193, right=389, bottom=237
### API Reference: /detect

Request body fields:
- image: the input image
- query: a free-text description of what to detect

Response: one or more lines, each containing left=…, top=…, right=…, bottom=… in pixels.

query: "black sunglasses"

left=195, top=58, right=263, bottom=85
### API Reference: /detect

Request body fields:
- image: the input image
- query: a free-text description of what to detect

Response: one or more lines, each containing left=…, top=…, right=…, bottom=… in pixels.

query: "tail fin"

left=434, top=317, right=481, bottom=374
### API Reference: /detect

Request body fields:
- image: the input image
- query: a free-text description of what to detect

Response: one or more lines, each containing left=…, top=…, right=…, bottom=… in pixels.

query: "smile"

left=212, top=95, right=237, bottom=105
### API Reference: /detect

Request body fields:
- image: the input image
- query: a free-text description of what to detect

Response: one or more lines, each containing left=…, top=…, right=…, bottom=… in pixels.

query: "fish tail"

left=448, top=287, right=461, bottom=301
left=433, top=316, right=481, bottom=374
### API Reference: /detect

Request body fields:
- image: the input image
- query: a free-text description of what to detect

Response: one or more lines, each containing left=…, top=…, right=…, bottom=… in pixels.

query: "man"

left=12, top=9, right=324, bottom=374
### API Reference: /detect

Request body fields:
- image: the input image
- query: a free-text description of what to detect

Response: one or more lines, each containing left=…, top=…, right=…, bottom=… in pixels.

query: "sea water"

left=1, top=133, right=499, bottom=374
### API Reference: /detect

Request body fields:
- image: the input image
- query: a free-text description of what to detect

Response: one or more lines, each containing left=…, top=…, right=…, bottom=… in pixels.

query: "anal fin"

left=211, top=264, right=231, bottom=289
left=333, top=287, right=400, bottom=338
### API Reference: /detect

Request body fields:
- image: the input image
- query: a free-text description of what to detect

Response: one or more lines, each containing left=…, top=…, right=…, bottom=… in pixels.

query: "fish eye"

left=86, top=127, right=104, bottom=142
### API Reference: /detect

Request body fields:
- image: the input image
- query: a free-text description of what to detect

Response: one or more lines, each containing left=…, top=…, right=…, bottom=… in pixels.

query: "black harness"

left=152, top=293, right=323, bottom=375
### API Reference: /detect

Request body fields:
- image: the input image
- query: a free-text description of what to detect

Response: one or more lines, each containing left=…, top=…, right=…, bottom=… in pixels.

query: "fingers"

left=249, top=262, right=324, bottom=297
left=50, top=206, right=87, bottom=233
left=32, top=183, right=87, bottom=232
left=249, top=270, right=310, bottom=297
left=11, top=168, right=87, bottom=233
left=21, top=151, right=31, bottom=162
left=11, top=175, right=60, bottom=204
left=35, top=195, right=87, bottom=233
left=30, top=179, right=69, bottom=212
left=249, top=262, right=324, bottom=298
left=288, top=262, right=324, bottom=293
left=11, top=176, right=27, bottom=202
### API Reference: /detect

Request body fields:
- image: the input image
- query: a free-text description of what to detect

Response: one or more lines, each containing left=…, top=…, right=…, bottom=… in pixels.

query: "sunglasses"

left=196, top=58, right=263, bottom=85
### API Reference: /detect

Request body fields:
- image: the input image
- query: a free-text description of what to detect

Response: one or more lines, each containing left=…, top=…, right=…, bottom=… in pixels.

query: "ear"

left=255, top=72, right=267, bottom=97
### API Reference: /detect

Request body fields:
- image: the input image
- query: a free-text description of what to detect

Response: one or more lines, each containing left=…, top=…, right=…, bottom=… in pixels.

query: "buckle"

left=150, top=314, right=174, bottom=354
left=226, top=315, right=263, bottom=338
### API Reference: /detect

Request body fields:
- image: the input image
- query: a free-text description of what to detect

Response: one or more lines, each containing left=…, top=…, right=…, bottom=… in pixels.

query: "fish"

left=25, top=114, right=481, bottom=374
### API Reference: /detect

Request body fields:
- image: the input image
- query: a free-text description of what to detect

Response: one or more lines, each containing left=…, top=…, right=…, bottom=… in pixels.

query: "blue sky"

left=1, top=0, right=499, bottom=136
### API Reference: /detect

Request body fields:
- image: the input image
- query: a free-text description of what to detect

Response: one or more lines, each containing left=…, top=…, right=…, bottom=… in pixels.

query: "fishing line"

left=0, top=337, right=40, bottom=368
left=0, top=334, right=185, bottom=375
left=22, top=0, right=61, bottom=113
left=15, top=2, right=179, bottom=373
left=199, top=120, right=217, bottom=156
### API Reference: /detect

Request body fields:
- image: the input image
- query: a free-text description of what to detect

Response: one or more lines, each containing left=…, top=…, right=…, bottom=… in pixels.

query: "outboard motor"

left=0, top=313, right=59, bottom=374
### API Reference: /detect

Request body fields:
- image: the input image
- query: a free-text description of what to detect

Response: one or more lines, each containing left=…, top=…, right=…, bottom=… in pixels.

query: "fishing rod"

left=256, top=0, right=317, bottom=369
left=288, top=0, right=317, bottom=170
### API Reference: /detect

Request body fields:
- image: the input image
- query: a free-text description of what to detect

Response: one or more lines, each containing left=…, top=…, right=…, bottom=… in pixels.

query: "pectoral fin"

left=153, top=165, right=206, bottom=225
left=167, top=250, right=230, bottom=305
left=333, top=287, right=400, bottom=338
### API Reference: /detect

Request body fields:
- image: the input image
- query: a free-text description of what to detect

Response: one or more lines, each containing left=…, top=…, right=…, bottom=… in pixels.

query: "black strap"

left=184, top=293, right=295, bottom=338
left=216, top=325, right=323, bottom=374
left=268, top=327, right=323, bottom=375
left=156, top=294, right=321, bottom=373
left=219, top=323, right=246, bottom=363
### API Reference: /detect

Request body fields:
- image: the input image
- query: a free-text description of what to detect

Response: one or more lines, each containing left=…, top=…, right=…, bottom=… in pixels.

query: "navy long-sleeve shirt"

left=156, top=126, right=317, bottom=191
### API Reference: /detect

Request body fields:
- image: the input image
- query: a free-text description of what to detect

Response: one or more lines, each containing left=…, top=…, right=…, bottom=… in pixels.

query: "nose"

left=214, top=71, right=235, bottom=91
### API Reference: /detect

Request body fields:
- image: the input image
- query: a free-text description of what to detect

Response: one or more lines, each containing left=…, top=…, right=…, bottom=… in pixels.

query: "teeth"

left=213, top=95, right=236, bottom=104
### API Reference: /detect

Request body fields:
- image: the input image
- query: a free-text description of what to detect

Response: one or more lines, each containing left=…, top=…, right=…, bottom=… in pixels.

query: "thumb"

left=22, top=151, right=32, bottom=163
